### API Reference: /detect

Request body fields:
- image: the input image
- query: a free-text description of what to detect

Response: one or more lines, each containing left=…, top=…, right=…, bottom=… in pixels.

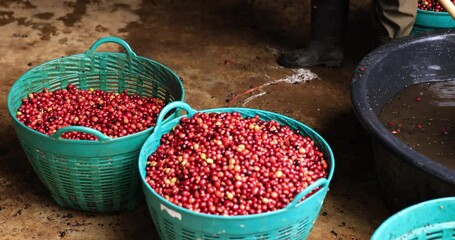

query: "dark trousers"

left=374, top=0, right=418, bottom=39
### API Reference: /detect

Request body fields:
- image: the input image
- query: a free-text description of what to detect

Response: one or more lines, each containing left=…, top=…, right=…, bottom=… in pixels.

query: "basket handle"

left=85, top=36, right=138, bottom=59
left=154, top=101, right=197, bottom=131
left=285, top=178, right=328, bottom=209
left=50, top=126, right=111, bottom=142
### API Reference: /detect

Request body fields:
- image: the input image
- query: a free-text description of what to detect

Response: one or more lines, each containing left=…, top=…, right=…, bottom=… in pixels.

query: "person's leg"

left=277, top=0, right=349, bottom=68
left=373, top=0, right=418, bottom=43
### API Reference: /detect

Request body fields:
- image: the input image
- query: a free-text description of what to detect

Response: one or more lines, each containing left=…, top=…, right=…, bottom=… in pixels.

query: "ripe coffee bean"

left=145, top=112, right=329, bottom=216
left=16, top=84, right=165, bottom=140
left=418, top=0, right=455, bottom=11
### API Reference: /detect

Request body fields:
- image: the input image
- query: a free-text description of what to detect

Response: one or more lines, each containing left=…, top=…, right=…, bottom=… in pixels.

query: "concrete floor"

left=0, top=0, right=392, bottom=239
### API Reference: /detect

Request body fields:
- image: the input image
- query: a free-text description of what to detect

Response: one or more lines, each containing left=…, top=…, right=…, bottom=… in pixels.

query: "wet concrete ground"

left=0, top=0, right=391, bottom=239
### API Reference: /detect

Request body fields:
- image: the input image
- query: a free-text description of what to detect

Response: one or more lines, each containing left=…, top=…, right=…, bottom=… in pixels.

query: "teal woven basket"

left=371, top=197, right=455, bottom=240
left=412, top=9, right=455, bottom=33
left=138, top=101, right=335, bottom=240
left=7, top=36, right=184, bottom=212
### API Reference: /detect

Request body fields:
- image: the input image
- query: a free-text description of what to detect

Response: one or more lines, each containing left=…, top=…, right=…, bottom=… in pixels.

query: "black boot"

left=278, top=0, right=349, bottom=68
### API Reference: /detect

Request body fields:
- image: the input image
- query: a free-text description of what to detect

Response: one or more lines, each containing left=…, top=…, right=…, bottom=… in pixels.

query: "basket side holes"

left=163, top=219, right=176, bottom=240
left=295, top=218, right=310, bottom=238
left=203, top=235, right=221, bottom=239
left=255, top=233, right=270, bottom=240
left=426, top=229, right=443, bottom=240
left=277, top=226, right=293, bottom=239
left=181, top=228, right=196, bottom=240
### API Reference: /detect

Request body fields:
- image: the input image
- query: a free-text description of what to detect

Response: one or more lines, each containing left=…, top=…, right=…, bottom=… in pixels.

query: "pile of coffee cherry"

left=16, top=84, right=165, bottom=140
left=145, top=112, right=329, bottom=216
left=418, top=0, right=455, bottom=11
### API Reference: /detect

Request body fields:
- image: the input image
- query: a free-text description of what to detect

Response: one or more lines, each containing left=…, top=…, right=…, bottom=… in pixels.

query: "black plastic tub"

left=351, top=29, right=455, bottom=211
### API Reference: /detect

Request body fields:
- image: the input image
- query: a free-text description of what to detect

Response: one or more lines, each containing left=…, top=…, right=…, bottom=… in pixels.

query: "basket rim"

left=7, top=51, right=185, bottom=143
left=415, top=9, right=455, bottom=29
left=371, top=197, right=455, bottom=239
left=417, top=8, right=453, bottom=16
left=417, top=8, right=449, bottom=16
left=139, top=106, right=335, bottom=219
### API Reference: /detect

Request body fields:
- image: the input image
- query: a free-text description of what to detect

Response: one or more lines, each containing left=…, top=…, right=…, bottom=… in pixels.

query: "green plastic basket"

left=7, top=36, right=184, bottom=212
left=371, top=197, right=455, bottom=240
left=138, top=101, right=335, bottom=240
left=412, top=9, right=455, bottom=33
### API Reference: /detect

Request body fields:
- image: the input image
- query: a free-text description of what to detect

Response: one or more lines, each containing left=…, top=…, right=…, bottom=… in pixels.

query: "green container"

left=371, top=197, right=455, bottom=240
left=139, top=102, right=335, bottom=240
left=412, top=9, right=455, bottom=33
left=7, top=36, right=184, bottom=212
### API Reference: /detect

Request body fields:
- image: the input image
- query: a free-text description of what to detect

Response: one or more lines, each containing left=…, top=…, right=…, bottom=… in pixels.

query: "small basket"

left=412, top=9, right=455, bottom=33
left=7, top=36, right=184, bottom=212
left=371, top=197, right=455, bottom=240
left=138, top=102, right=335, bottom=240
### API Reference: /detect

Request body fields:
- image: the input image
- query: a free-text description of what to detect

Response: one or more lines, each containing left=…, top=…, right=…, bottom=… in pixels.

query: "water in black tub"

left=379, top=80, right=455, bottom=169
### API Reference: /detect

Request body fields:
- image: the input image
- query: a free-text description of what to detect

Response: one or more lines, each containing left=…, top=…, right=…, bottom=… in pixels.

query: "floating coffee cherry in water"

left=380, top=80, right=455, bottom=169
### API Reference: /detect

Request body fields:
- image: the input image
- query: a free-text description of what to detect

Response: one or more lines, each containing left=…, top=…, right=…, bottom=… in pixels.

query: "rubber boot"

left=277, top=0, right=349, bottom=68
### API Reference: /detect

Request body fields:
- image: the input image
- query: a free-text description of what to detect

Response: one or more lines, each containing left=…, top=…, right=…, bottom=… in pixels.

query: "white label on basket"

left=161, top=204, right=182, bottom=220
